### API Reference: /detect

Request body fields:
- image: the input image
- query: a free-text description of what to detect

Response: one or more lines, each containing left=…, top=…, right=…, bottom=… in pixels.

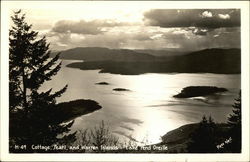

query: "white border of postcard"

left=1, top=1, right=249, bottom=161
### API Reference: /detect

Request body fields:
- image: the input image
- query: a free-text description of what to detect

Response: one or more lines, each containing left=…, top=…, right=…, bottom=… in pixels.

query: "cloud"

left=185, top=27, right=213, bottom=36
left=143, top=9, right=240, bottom=29
left=201, top=11, right=213, bottom=18
left=161, top=27, right=240, bottom=50
left=52, top=19, right=134, bottom=35
left=218, top=14, right=230, bottom=19
left=208, top=27, right=240, bottom=48
left=192, top=28, right=209, bottom=35
left=46, top=24, right=240, bottom=51
left=150, top=33, right=163, bottom=40
left=47, top=26, right=174, bottom=50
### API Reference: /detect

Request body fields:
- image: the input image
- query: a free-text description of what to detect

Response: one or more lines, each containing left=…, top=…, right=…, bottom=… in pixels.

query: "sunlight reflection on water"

left=41, top=60, right=241, bottom=144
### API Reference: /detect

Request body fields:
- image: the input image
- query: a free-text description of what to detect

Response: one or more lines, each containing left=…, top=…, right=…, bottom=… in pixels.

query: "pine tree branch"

left=51, top=85, right=68, bottom=99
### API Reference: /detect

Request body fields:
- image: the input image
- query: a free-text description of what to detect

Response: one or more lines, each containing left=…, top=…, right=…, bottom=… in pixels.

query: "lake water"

left=41, top=60, right=241, bottom=144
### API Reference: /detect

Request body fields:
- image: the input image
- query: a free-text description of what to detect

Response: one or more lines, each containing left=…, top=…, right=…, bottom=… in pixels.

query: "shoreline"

left=154, top=122, right=230, bottom=153
left=54, top=99, right=102, bottom=123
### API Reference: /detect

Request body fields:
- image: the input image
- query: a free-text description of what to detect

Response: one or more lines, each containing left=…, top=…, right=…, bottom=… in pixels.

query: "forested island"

left=95, top=82, right=110, bottom=85
left=173, top=86, right=228, bottom=98
left=55, top=99, right=102, bottom=123
left=113, top=88, right=131, bottom=91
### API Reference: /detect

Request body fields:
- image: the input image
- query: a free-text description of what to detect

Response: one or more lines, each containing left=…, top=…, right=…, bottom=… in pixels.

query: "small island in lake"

left=113, top=88, right=130, bottom=91
left=173, top=86, right=228, bottom=98
left=55, top=99, right=102, bottom=122
left=95, top=82, right=110, bottom=85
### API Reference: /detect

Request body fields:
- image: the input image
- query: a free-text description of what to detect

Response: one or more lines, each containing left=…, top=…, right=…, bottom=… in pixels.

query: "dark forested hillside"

left=173, top=48, right=241, bottom=74
left=66, top=48, right=241, bottom=75
left=134, top=48, right=192, bottom=57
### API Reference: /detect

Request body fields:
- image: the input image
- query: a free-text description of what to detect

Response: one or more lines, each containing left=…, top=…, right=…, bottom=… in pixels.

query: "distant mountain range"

left=51, top=47, right=157, bottom=62
left=171, top=48, right=241, bottom=74
left=134, top=48, right=193, bottom=57
left=52, top=47, right=241, bottom=75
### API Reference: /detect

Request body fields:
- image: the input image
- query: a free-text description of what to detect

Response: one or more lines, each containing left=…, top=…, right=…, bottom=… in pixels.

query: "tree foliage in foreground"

left=187, top=115, right=218, bottom=153
left=187, top=91, right=242, bottom=153
left=223, top=91, right=241, bottom=152
left=75, top=121, right=120, bottom=153
left=9, top=10, right=75, bottom=152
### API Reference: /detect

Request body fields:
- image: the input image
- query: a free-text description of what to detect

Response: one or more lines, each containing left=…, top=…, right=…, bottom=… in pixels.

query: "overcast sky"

left=7, top=2, right=241, bottom=51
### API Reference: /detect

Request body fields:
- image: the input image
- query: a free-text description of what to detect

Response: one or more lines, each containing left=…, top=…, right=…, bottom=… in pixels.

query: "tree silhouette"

left=9, top=10, right=75, bottom=152
left=187, top=115, right=217, bottom=153
left=228, top=91, right=241, bottom=127
left=225, top=91, right=241, bottom=152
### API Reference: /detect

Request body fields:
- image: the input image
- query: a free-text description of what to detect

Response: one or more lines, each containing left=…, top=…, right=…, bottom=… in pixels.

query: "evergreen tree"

left=227, top=91, right=241, bottom=128
left=226, top=91, right=241, bottom=152
left=187, top=115, right=217, bottom=153
left=9, top=10, right=75, bottom=152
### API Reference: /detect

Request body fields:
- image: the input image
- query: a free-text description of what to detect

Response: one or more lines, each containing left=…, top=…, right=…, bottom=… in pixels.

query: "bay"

left=41, top=60, right=241, bottom=144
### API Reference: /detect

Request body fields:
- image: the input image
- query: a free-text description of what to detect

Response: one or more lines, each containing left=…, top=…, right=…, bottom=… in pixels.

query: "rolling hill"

left=65, top=48, right=241, bottom=75
left=134, top=48, right=193, bottom=57
left=51, top=47, right=157, bottom=62
left=169, top=48, right=241, bottom=73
